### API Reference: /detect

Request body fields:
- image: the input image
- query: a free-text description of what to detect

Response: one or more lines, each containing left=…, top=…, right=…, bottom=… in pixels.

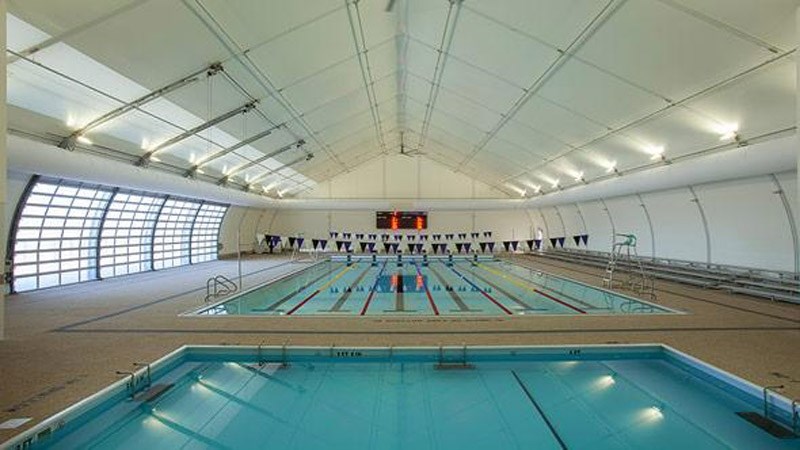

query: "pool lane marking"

left=414, top=262, right=440, bottom=315
left=477, top=263, right=587, bottom=314
left=445, top=262, right=513, bottom=315
left=494, top=263, right=598, bottom=309
left=256, top=265, right=335, bottom=312
left=359, top=261, right=389, bottom=315
left=285, top=263, right=357, bottom=315
left=455, top=262, right=538, bottom=312
left=511, top=370, right=568, bottom=450
left=325, top=264, right=374, bottom=312
left=427, top=265, right=479, bottom=312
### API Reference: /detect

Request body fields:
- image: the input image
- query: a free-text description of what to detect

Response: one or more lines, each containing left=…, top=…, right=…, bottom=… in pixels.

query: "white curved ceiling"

left=5, top=0, right=797, bottom=199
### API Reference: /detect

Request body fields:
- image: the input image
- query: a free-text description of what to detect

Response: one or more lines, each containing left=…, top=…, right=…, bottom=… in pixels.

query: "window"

left=12, top=179, right=113, bottom=291
left=99, top=191, right=165, bottom=278
left=152, top=199, right=202, bottom=270
left=191, top=204, right=227, bottom=263
left=10, top=176, right=229, bottom=292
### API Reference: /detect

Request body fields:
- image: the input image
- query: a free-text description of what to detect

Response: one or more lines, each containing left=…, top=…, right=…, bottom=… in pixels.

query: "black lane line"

left=325, top=264, right=373, bottom=312
left=54, top=326, right=800, bottom=335
left=54, top=260, right=312, bottom=331
left=459, top=263, right=542, bottom=312
left=257, top=266, right=336, bottom=312
left=384, top=270, right=417, bottom=313
left=522, top=257, right=800, bottom=324
left=498, top=263, right=599, bottom=309
left=427, top=265, right=480, bottom=312
left=511, top=370, right=568, bottom=450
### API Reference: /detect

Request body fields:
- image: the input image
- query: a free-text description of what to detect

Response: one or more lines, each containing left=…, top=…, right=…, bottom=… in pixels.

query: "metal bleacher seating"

left=529, top=248, right=800, bottom=305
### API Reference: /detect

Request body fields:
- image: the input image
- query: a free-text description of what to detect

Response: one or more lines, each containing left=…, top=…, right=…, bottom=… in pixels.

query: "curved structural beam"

left=769, top=173, right=799, bottom=273
left=553, top=205, right=567, bottom=237
left=636, top=193, right=656, bottom=258
left=575, top=203, right=588, bottom=234
left=687, top=186, right=712, bottom=264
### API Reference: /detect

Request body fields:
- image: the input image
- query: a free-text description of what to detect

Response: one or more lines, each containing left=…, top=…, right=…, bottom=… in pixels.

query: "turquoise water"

left=32, top=351, right=798, bottom=449
left=198, top=258, right=672, bottom=316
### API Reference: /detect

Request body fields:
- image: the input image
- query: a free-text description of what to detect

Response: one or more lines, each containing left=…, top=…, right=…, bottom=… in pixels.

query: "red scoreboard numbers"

left=376, top=211, right=428, bottom=230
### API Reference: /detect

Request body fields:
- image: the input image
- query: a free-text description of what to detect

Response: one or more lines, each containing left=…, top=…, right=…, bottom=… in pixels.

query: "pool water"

left=21, top=347, right=798, bottom=450
left=197, top=257, right=673, bottom=316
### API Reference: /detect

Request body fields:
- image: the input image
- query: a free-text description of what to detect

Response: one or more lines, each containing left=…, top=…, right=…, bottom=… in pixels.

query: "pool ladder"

left=116, top=363, right=152, bottom=399
left=435, top=343, right=473, bottom=370
left=205, top=275, right=238, bottom=303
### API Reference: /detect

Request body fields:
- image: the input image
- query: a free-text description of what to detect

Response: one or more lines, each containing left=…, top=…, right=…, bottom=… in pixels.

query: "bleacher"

left=528, top=248, right=800, bottom=305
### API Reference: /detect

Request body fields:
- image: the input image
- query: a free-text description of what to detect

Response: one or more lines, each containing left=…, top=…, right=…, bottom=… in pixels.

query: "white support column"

left=796, top=7, right=800, bottom=249
left=0, top=1, right=7, bottom=339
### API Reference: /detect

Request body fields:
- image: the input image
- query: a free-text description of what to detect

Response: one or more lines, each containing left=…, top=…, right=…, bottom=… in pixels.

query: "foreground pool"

left=193, top=256, right=676, bottom=316
left=5, top=345, right=797, bottom=449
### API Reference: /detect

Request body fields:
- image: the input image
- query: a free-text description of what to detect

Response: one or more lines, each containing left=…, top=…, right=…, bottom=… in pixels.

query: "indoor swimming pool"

left=6, top=345, right=797, bottom=449
left=194, top=256, right=675, bottom=316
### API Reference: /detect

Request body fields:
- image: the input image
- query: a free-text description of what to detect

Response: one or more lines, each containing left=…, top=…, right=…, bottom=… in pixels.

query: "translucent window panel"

left=12, top=178, right=113, bottom=292
left=190, top=204, right=228, bottom=263
left=98, top=191, right=165, bottom=279
left=153, top=199, right=202, bottom=270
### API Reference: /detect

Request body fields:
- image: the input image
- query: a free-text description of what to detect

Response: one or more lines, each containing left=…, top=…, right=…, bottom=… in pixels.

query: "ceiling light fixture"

left=574, top=171, right=585, bottom=183
left=551, top=179, right=560, bottom=189
left=76, top=135, right=93, bottom=145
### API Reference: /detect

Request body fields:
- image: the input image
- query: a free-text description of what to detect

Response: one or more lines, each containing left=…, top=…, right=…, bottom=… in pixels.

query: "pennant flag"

left=368, top=234, right=376, bottom=240
left=330, top=231, right=338, bottom=238
left=479, top=242, right=487, bottom=253
left=441, top=243, right=448, bottom=253
left=526, top=239, right=535, bottom=251
left=511, top=241, right=519, bottom=251
left=356, top=233, right=363, bottom=240
left=420, top=234, right=428, bottom=241
left=264, top=234, right=273, bottom=245
left=487, top=242, right=495, bottom=252
left=416, top=243, right=424, bottom=253
left=471, top=232, right=480, bottom=239
left=502, top=241, right=511, bottom=252
left=581, top=234, right=589, bottom=245
left=271, top=236, right=281, bottom=246
left=312, top=239, right=319, bottom=250
left=534, top=239, right=542, bottom=250
left=407, top=235, right=416, bottom=241
left=573, top=235, right=582, bottom=246
left=395, top=234, right=403, bottom=241
left=345, top=241, right=353, bottom=252
left=433, top=234, right=441, bottom=241
left=367, top=242, right=376, bottom=252
left=391, top=243, right=400, bottom=253
left=384, top=242, right=392, bottom=253
left=483, top=231, right=492, bottom=238
left=549, top=238, right=558, bottom=248
left=343, top=232, right=351, bottom=239
left=408, top=243, right=416, bottom=254
left=455, top=243, right=464, bottom=253
left=296, top=238, right=304, bottom=248
left=382, top=234, right=389, bottom=241
left=558, top=237, right=565, bottom=247
left=431, top=243, right=439, bottom=254
left=458, top=233, right=467, bottom=239
left=464, top=243, right=471, bottom=253
left=360, top=242, right=369, bottom=252
left=336, top=240, right=345, bottom=252
left=445, top=234, right=454, bottom=240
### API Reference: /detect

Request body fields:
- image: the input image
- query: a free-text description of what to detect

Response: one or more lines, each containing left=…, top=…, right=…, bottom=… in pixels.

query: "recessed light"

left=76, top=135, right=93, bottom=145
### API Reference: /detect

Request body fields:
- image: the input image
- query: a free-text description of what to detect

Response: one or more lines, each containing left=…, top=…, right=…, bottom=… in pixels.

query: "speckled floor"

left=0, top=253, right=798, bottom=442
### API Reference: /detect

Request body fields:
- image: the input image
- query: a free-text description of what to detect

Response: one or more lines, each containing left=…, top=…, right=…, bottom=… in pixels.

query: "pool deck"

left=0, top=252, right=798, bottom=441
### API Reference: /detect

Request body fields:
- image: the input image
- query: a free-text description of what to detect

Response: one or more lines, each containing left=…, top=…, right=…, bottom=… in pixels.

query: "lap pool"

left=5, top=345, right=797, bottom=449
left=192, top=256, right=676, bottom=316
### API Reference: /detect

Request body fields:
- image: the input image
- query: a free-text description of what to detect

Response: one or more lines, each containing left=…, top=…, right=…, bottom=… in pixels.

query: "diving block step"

left=135, top=383, right=173, bottom=403
left=736, top=412, right=797, bottom=439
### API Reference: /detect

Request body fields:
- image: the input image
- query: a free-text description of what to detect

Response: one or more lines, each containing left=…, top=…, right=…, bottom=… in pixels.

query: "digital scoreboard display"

left=376, top=211, right=428, bottom=230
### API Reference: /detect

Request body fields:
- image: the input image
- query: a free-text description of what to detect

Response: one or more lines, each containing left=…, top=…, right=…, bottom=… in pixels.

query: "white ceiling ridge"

left=499, top=47, right=797, bottom=185
left=182, top=0, right=348, bottom=171
left=522, top=133, right=796, bottom=209
left=8, top=0, right=151, bottom=63
left=395, top=0, right=410, bottom=132
left=654, top=0, right=784, bottom=54
left=7, top=47, right=308, bottom=187
left=313, top=93, right=403, bottom=137
left=417, top=0, right=463, bottom=149
left=458, top=0, right=626, bottom=169
left=345, top=0, right=388, bottom=151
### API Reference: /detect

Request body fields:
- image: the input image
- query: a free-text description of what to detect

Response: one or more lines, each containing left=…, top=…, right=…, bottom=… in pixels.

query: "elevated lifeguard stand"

left=602, top=233, right=655, bottom=300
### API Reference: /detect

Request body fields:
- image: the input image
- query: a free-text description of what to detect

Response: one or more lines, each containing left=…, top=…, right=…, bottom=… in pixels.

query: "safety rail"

left=529, top=248, right=800, bottom=305
left=205, top=274, right=238, bottom=303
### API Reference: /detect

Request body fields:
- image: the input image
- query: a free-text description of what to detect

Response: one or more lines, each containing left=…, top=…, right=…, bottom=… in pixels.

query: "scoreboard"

left=376, top=211, right=428, bottom=230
